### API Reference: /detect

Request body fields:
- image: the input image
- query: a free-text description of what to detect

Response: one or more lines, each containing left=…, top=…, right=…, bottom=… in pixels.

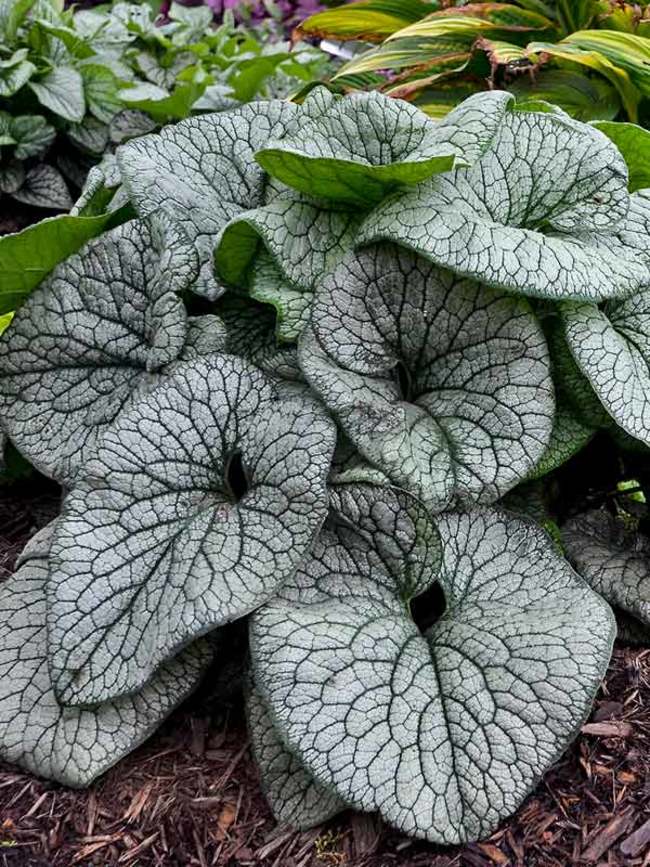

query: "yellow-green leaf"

left=388, top=3, right=557, bottom=42
left=562, top=30, right=650, bottom=95
left=297, top=0, right=432, bottom=43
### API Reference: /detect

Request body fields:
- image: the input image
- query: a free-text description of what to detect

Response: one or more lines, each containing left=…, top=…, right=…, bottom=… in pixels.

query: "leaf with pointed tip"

left=29, top=67, right=86, bottom=123
left=358, top=107, right=650, bottom=301
left=299, top=245, right=553, bottom=511
left=251, top=502, right=614, bottom=844
left=562, top=272, right=650, bottom=446
left=247, top=682, right=346, bottom=829
left=11, top=164, right=72, bottom=210
left=0, top=523, right=213, bottom=788
left=0, top=216, right=220, bottom=484
left=47, top=353, right=336, bottom=706
left=564, top=509, right=650, bottom=627
left=255, top=89, right=514, bottom=207
left=117, top=100, right=299, bottom=300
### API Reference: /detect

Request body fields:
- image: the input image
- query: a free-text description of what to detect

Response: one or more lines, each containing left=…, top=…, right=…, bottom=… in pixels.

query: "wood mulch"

left=1, top=487, right=650, bottom=867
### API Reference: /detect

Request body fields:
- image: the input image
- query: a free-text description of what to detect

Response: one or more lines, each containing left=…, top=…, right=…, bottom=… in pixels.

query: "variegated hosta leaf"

left=215, top=189, right=362, bottom=342
left=562, top=279, right=650, bottom=446
left=117, top=100, right=298, bottom=299
left=48, top=354, right=336, bottom=706
left=0, top=216, right=225, bottom=485
left=251, top=504, right=615, bottom=845
left=299, top=245, right=554, bottom=512
left=564, top=509, right=650, bottom=627
left=358, top=106, right=650, bottom=301
left=247, top=682, right=346, bottom=829
left=0, top=524, right=213, bottom=788
left=255, top=88, right=513, bottom=206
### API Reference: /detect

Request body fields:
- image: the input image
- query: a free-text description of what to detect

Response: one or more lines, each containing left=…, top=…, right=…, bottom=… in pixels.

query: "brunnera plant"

left=1, top=86, right=650, bottom=846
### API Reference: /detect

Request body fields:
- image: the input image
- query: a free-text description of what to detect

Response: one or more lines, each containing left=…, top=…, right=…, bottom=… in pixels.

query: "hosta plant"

left=3, top=87, right=650, bottom=847
left=300, top=0, right=650, bottom=123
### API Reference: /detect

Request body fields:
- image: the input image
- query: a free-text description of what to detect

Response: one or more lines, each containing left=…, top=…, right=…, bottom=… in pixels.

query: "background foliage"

left=299, top=0, right=650, bottom=123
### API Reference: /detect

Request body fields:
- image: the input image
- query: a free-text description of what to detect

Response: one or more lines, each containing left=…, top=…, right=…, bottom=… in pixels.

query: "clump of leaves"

left=4, top=87, right=650, bottom=847
left=0, top=0, right=330, bottom=212
left=300, top=0, right=650, bottom=123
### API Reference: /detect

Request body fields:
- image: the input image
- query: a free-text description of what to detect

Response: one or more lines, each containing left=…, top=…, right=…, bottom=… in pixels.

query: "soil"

left=1, top=480, right=650, bottom=867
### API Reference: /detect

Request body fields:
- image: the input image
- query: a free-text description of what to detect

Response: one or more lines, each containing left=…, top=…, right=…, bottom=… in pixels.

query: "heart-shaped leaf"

left=0, top=215, right=223, bottom=484
left=251, top=500, right=615, bottom=844
left=48, top=354, right=336, bottom=706
left=0, top=523, right=213, bottom=788
left=299, top=245, right=553, bottom=511
left=358, top=106, right=650, bottom=301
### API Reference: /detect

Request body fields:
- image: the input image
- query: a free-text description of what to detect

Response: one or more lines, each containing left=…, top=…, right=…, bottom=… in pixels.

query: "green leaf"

left=119, top=76, right=208, bottom=122
left=0, top=312, right=13, bottom=335
left=67, top=116, right=109, bottom=155
left=10, top=164, right=72, bottom=210
left=387, top=3, right=556, bottom=42
left=0, top=0, right=37, bottom=41
left=29, top=66, right=85, bottom=123
left=510, top=70, right=621, bottom=122
left=117, top=99, right=299, bottom=299
left=0, top=215, right=213, bottom=483
left=0, top=58, right=36, bottom=97
left=255, top=88, right=513, bottom=207
left=250, top=502, right=614, bottom=844
left=299, top=245, right=554, bottom=512
left=297, top=0, right=432, bottom=43
left=10, top=115, right=56, bottom=159
left=359, top=105, right=650, bottom=302
left=591, top=121, right=650, bottom=192
left=528, top=40, right=641, bottom=121
left=81, top=63, right=123, bottom=124
left=564, top=509, right=650, bottom=628
left=0, top=210, right=128, bottom=315
left=47, top=354, right=336, bottom=705
left=0, top=523, right=213, bottom=788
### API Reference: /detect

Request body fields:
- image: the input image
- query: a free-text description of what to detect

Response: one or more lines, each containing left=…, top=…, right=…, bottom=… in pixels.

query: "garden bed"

left=1, top=484, right=649, bottom=867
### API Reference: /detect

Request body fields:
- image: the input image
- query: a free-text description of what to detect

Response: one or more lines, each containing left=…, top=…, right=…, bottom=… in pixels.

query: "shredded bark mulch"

left=1, top=486, right=650, bottom=867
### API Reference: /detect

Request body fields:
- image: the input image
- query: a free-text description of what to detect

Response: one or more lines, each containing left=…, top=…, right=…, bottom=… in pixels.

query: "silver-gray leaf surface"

left=48, top=354, right=336, bottom=706
left=0, top=524, right=213, bottom=787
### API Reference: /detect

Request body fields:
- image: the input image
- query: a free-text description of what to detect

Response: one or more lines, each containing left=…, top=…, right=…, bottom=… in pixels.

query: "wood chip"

left=478, top=842, right=510, bottom=864
left=581, top=814, right=631, bottom=862
left=580, top=721, right=634, bottom=738
left=621, top=818, right=650, bottom=858
left=216, top=803, right=237, bottom=841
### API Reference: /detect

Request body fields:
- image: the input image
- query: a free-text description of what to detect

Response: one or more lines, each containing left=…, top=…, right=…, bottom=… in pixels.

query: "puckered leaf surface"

left=48, top=354, right=336, bottom=706
left=255, top=89, right=513, bottom=207
left=0, top=216, right=223, bottom=485
left=299, top=245, right=553, bottom=511
left=562, top=278, right=650, bottom=446
left=564, top=509, right=650, bottom=627
left=357, top=107, right=650, bottom=301
left=117, top=100, right=298, bottom=299
left=251, top=501, right=615, bottom=844
left=0, top=524, right=213, bottom=788
left=247, top=682, right=346, bottom=829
